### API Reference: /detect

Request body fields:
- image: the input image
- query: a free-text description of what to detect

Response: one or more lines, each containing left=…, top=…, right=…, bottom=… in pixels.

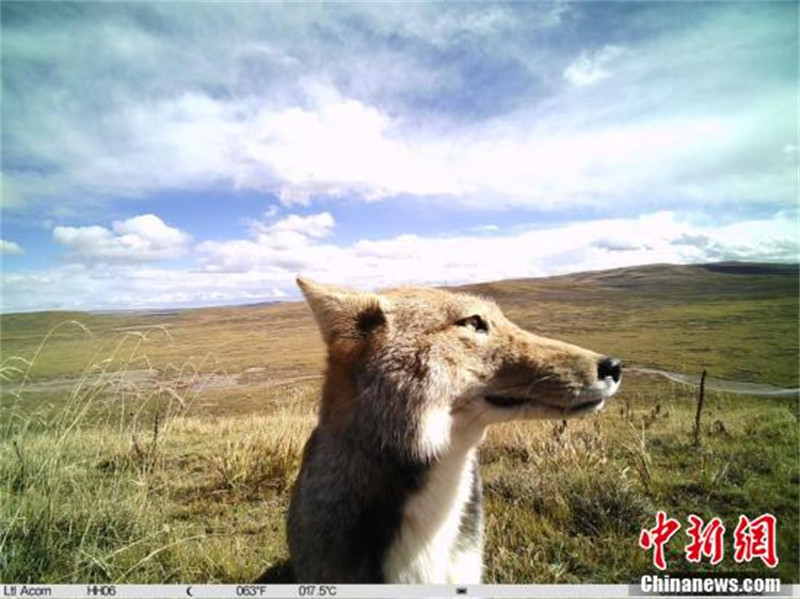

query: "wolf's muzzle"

left=597, top=356, right=622, bottom=383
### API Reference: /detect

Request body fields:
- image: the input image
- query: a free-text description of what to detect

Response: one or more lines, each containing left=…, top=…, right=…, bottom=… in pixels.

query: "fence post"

left=693, top=369, right=708, bottom=448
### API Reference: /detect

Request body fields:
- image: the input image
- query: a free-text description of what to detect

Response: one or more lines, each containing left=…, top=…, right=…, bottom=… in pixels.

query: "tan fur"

left=298, top=279, right=611, bottom=439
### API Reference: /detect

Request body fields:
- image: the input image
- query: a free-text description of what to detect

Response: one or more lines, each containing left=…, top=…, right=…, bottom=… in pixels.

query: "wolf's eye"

left=456, top=315, right=489, bottom=333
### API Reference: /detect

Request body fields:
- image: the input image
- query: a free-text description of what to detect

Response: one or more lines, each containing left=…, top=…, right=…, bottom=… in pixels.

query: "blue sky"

left=1, top=1, right=798, bottom=312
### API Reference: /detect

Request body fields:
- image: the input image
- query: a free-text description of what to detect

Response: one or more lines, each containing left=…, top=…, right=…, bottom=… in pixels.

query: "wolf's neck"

left=383, top=445, right=481, bottom=583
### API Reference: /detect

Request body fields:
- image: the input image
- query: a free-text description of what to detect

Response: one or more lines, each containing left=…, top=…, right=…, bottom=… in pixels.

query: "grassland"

left=1, top=262, right=798, bottom=584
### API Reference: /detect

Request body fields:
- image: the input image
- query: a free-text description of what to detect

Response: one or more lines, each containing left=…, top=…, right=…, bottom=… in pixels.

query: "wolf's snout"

left=597, top=356, right=622, bottom=383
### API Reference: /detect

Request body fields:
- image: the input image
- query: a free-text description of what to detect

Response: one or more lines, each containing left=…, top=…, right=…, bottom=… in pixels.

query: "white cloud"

left=198, top=212, right=345, bottom=272
left=247, top=211, right=336, bottom=251
left=563, top=45, right=625, bottom=87
left=1, top=179, right=25, bottom=211
left=198, top=209, right=799, bottom=292
left=784, top=144, right=799, bottom=164
left=0, top=239, right=24, bottom=255
left=5, top=210, right=796, bottom=312
left=5, top=4, right=796, bottom=216
left=113, top=214, right=190, bottom=247
left=238, top=96, right=462, bottom=205
left=218, top=90, right=794, bottom=210
left=0, top=263, right=289, bottom=313
left=470, top=225, right=500, bottom=233
left=590, top=237, right=647, bottom=252
left=53, top=214, right=190, bottom=263
left=254, top=212, right=335, bottom=241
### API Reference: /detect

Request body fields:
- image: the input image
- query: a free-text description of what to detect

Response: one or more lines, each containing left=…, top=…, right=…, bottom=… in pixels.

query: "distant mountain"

left=457, top=261, right=798, bottom=304
left=1, top=261, right=796, bottom=321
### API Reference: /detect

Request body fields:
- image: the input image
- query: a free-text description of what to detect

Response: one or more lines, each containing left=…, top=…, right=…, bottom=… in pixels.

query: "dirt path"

left=2, top=368, right=323, bottom=397
left=629, top=367, right=799, bottom=396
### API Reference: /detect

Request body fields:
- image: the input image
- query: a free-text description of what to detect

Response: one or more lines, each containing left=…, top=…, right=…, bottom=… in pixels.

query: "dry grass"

left=3, top=357, right=796, bottom=583
left=1, top=405, right=315, bottom=582
left=1, top=264, right=798, bottom=583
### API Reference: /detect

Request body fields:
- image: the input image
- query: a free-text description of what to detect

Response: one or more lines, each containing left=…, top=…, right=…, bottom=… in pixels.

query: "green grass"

left=1, top=262, right=798, bottom=583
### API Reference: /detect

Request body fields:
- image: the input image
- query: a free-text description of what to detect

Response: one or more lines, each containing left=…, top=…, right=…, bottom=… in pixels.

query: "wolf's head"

left=298, top=278, right=621, bottom=458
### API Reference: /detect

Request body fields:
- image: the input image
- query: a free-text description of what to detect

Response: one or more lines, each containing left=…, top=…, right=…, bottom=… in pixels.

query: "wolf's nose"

left=598, top=356, right=622, bottom=383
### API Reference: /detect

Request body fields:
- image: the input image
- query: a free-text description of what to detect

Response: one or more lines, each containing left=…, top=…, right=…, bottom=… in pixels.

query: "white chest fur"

left=382, top=448, right=482, bottom=583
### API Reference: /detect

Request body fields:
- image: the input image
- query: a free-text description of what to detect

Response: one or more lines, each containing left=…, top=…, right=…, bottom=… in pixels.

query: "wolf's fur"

left=287, top=279, right=621, bottom=583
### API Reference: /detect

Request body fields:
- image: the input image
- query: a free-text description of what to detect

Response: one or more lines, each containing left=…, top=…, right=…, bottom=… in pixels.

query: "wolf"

left=287, top=278, right=622, bottom=583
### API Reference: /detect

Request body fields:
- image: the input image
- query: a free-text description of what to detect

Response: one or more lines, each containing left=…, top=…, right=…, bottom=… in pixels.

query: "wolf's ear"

left=297, top=278, right=387, bottom=344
